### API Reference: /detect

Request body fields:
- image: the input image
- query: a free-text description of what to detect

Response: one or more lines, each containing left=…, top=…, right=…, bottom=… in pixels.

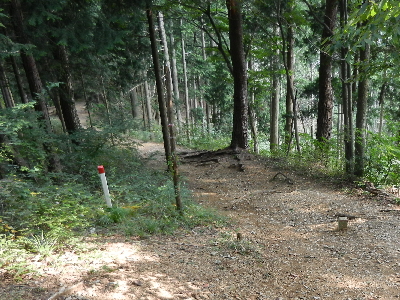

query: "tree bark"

left=378, top=82, right=387, bottom=135
left=180, top=19, right=191, bottom=141
left=9, top=55, right=29, bottom=104
left=248, top=57, right=258, bottom=154
left=144, top=79, right=152, bottom=131
left=147, top=8, right=171, bottom=164
left=285, top=24, right=294, bottom=146
left=226, top=0, right=248, bottom=150
left=270, top=52, right=280, bottom=151
left=354, top=43, right=370, bottom=177
left=277, top=3, right=295, bottom=148
left=80, top=72, right=93, bottom=128
left=316, top=0, right=338, bottom=142
left=129, top=88, right=139, bottom=119
left=53, top=44, right=81, bottom=133
left=0, top=60, right=15, bottom=108
left=169, top=19, right=182, bottom=127
left=339, top=0, right=354, bottom=174
left=158, top=12, right=176, bottom=126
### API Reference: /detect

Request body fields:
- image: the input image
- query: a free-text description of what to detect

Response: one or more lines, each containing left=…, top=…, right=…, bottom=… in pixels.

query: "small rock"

left=132, top=280, right=143, bottom=286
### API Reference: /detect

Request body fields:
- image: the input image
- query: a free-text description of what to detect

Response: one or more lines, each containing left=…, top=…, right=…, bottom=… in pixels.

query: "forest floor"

left=2, top=104, right=400, bottom=300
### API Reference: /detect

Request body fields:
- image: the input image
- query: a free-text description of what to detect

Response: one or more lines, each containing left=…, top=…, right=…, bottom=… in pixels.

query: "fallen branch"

left=270, top=172, right=294, bottom=185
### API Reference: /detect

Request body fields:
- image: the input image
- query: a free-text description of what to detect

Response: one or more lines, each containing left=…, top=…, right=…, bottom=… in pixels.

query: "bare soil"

left=1, top=140, right=400, bottom=300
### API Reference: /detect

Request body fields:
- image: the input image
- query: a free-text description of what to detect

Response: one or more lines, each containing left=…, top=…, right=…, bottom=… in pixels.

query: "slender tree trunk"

left=138, top=85, right=147, bottom=129
left=340, top=0, right=354, bottom=174
left=227, top=0, right=248, bottom=150
left=284, top=24, right=294, bottom=146
left=49, top=88, right=68, bottom=133
left=158, top=12, right=177, bottom=126
left=378, top=82, right=387, bottom=135
left=147, top=8, right=171, bottom=164
left=100, top=76, right=115, bottom=145
left=200, top=24, right=212, bottom=133
left=293, top=91, right=301, bottom=153
left=270, top=53, right=280, bottom=151
left=180, top=19, right=191, bottom=141
left=316, top=0, right=338, bottom=142
left=80, top=72, right=93, bottom=128
left=144, top=79, right=152, bottom=131
left=200, top=25, right=208, bottom=132
left=9, top=56, right=29, bottom=103
left=0, top=60, right=15, bottom=108
left=169, top=19, right=182, bottom=127
left=130, top=88, right=139, bottom=119
left=354, top=43, right=370, bottom=177
left=248, top=58, right=258, bottom=154
left=165, top=66, right=182, bottom=211
left=53, top=44, right=81, bottom=133
left=277, top=3, right=295, bottom=148
left=248, top=91, right=259, bottom=154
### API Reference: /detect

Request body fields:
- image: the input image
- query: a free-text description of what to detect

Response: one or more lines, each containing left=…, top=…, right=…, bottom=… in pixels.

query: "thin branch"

left=302, top=0, right=335, bottom=35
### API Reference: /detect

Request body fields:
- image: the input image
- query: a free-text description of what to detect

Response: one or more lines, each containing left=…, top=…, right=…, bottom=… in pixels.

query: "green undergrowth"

left=0, top=132, right=224, bottom=280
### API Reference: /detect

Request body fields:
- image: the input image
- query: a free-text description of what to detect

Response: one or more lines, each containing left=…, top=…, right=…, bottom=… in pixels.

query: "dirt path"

left=136, top=142, right=400, bottom=300
left=2, top=142, right=400, bottom=300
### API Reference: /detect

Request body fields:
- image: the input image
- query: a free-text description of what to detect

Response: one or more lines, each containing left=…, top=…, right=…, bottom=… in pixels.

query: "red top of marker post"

left=97, top=165, right=105, bottom=174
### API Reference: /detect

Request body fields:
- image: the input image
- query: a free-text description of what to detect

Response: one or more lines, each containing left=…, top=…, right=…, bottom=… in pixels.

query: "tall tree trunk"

left=9, top=56, right=29, bottom=103
left=226, top=0, right=248, bottom=150
left=180, top=19, right=191, bottom=141
left=158, top=12, right=176, bottom=126
left=354, top=43, right=370, bottom=177
left=165, top=65, right=182, bottom=211
left=147, top=8, right=171, bottom=164
left=284, top=24, right=294, bottom=146
left=340, top=0, right=354, bottom=174
left=53, top=45, right=81, bottom=133
left=378, top=82, right=387, bottom=135
left=144, top=79, right=152, bottom=131
left=129, top=88, right=139, bottom=119
left=100, top=76, right=115, bottom=145
left=248, top=57, right=258, bottom=154
left=277, top=2, right=295, bottom=148
left=80, top=72, right=93, bottom=128
left=0, top=60, right=15, bottom=108
left=169, top=19, right=182, bottom=127
left=316, top=0, right=338, bottom=142
left=248, top=91, right=259, bottom=154
left=293, top=91, right=301, bottom=153
left=270, top=52, right=280, bottom=151
left=10, top=0, right=61, bottom=172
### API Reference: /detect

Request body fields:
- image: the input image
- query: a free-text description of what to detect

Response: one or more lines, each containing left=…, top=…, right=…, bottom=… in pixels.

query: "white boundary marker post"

left=98, top=165, right=112, bottom=208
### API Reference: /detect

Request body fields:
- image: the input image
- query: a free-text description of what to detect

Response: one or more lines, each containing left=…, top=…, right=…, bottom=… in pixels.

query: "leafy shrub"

left=365, top=132, right=400, bottom=185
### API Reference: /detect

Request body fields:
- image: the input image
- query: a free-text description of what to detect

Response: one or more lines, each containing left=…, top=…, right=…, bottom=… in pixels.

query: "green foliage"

left=0, top=178, right=101, bottom=237
left=364, top=131, right=400, bottom=185
left=259, top=133, right=344, bottom=179
left=0, top=103, right=48, bottom=174
left=180, top=125, right=230, bottom=151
